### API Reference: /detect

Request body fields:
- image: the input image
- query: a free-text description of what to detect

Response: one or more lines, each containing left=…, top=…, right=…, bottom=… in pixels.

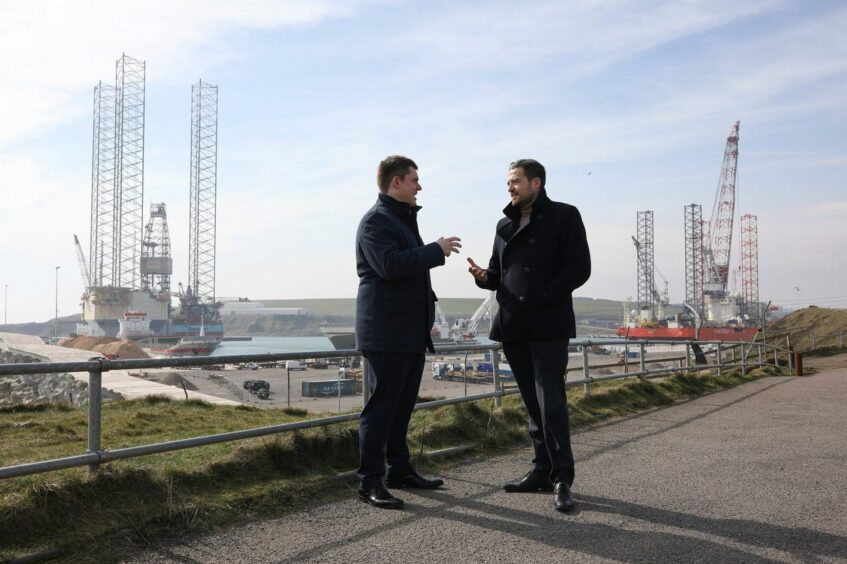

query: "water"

left=212, top=336, right=335, bottom=356
left=212, top=335, right=496, bottom=357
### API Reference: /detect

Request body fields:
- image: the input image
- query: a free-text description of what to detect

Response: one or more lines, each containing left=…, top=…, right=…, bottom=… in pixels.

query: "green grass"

left=0, top=365, right=787, bottom=561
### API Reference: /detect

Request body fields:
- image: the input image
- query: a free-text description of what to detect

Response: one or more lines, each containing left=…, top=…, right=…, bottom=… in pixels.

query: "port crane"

left=704, top=120, right=740, bottom=297
left=73, top=234, right=91, bottom=290
left=451, top=292, right=496, bottom=340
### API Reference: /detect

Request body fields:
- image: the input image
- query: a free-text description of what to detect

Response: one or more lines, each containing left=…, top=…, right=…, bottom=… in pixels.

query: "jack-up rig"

left=618, top=121, right=761, bottom=342
left=75, top=54, right=221, bottom=344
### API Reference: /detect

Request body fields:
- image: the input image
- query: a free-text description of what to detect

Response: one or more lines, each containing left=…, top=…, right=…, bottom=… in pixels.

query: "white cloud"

left=0, top=0, right=364, bottom=145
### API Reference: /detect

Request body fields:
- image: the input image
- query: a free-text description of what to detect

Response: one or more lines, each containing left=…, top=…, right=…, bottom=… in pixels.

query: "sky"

left=1, top=0, right=845, bottom=324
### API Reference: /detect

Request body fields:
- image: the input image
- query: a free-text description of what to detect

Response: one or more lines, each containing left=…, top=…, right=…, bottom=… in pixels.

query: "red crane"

left=705, top=120, right=740, bottom=295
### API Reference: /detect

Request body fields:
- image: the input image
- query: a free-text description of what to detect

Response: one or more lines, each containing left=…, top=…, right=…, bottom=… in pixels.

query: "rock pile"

left=0, top=350, right=123, bottom=406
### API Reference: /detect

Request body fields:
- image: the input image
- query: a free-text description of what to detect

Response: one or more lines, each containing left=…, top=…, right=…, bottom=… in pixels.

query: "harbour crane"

left=451, top=292, right=496, bottom=340
left=704, top=120, right=740, bottom=296
left=73, top=234, right=91, bottom=290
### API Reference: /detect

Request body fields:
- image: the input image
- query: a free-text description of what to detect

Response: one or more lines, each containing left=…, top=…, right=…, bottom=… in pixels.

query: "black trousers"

left=357, top=351, right=424, bottom=488
left=502, top=338, right=574, bottom=486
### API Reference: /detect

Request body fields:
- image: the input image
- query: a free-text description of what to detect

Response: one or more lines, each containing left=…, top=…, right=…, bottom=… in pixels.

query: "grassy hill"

left=769, top=307, right=847, bottom=351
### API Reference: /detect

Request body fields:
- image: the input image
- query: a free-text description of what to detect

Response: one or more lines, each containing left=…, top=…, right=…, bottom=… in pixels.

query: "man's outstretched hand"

left=467, top=257, right=488, bottom=283
left=438, top=236, right=462, bottom=257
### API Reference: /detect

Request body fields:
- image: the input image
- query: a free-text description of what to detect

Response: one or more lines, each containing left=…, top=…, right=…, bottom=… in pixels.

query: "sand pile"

left=59, top=336, right=150, bottom=359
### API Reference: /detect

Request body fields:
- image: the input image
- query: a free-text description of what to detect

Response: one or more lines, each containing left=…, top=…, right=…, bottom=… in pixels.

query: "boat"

left=320, top=326, right=357, bottom=351
left=150, top=335, right=221, bottom=356
left=616, top=324, right=758, bottom=342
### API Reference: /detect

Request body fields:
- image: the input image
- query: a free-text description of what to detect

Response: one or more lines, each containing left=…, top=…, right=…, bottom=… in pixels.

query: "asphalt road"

left=127, top=367, right=847, bottom=563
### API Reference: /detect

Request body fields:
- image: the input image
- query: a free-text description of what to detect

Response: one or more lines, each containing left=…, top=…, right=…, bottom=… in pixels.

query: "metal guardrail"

left=0, top=338, right=792, bottom=480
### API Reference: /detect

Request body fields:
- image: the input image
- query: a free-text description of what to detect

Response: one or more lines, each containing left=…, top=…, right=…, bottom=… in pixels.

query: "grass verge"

left=0, top=365, right=787, bottom=562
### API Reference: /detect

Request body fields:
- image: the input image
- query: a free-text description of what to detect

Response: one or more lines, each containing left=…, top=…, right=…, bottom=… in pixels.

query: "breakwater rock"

left=0, top=351, right=123, bottom=406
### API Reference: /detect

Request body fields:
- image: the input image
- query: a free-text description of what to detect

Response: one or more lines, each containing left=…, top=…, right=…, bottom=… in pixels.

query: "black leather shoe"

left=554, top=481, right=575, bottom=512
left=385, top=469, right=444, bottom=489
left=503, top=470, right=553, bottom=492
left=358, top=482, right=404, bottom=509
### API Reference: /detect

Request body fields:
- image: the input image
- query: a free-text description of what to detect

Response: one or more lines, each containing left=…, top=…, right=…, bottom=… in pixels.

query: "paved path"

left=0, top=333, right=239, bottom=405
left=129, top=368, right=847, bottom=563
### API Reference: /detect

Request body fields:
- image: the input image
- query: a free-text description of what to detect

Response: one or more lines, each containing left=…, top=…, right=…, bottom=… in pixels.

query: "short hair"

left=509, top=159, right=546, bottom=189
left=377, top=155, right=418, bottom=193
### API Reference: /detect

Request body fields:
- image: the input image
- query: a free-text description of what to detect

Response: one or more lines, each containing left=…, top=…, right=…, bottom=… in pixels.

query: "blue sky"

left=1, top=0, right=845, bottom=323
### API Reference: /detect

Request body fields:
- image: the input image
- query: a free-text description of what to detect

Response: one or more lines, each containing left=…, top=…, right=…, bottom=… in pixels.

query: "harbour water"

left=211, top=336, right=336, bottom=356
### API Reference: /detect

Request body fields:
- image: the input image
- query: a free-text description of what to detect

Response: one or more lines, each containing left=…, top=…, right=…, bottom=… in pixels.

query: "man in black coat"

left=355, top=155, right=462, bottom=509
left=468, top=158, right=590, bottom=512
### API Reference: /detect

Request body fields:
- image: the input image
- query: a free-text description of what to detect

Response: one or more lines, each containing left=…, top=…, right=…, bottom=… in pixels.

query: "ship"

left=150, top=334, right=221, bottom=356
left=616, top=324, right=759, bottom=342
left=320, top=326, right=357, bottom=350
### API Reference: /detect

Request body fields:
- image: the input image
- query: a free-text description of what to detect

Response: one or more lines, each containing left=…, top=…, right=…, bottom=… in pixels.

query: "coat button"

left=518, top=296, right=525, bottom=302
left=523, top=266, right=530, bottom=272
left=529, top=238, right=535, bottom=244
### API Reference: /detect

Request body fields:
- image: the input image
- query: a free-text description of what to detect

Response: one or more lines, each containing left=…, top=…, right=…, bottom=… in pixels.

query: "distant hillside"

left=259, top=296, right=678, bottom=321
left=769, top=307, right=847, bottom=351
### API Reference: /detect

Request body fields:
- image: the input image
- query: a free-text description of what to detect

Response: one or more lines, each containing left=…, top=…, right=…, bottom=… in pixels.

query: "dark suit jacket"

left=355, top=194, right=445, bottom=353
left=475, top=188, right=591, bottom=342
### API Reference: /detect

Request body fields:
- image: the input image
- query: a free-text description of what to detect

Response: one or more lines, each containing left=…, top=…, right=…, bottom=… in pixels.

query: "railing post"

left=774, top=346, right=779, bottom=367
left=788, top=346, right=794, bottom=374
left=582, top=345, right=590, bottom=397
left=685, top=342, right=691, bottom=369
left=362, top=356, right=370, bottom=405
left=87, top=361, right=103, bottom=477
left=758, top=344, right=763, bottom=368
left=464, top=351, right=470, bottom=398
left=624, top=342, right=630, bottom=374
left=716, top=343, right=722, bottom=376
left=639, top=341, right=646, bottom=381
left=287, top=364, right=291, bottom=408
left=490, top=348, right=501, bottom=408
left=740, top=344, right=746, bottom=375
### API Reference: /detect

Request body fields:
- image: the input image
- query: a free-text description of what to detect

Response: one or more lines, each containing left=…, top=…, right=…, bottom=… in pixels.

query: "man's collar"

left=502, top=187, right=550, bottom=220
left=378, top=192, right=421, bottom=214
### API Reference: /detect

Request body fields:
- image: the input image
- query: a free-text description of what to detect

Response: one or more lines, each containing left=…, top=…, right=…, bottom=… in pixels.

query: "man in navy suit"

left=468, top=159, right=590, bottom=512
left=355, top=155, right=461, bottom=509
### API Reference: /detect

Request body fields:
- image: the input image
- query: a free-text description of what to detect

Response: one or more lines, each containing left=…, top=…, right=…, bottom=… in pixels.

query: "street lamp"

left=793, top=286, right=800, bottom=311
left=55, top=266, right=61, bottom=339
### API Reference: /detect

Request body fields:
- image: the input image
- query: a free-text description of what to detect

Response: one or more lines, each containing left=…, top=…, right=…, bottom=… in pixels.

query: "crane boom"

left=73, top=234, right=91, bottom=289
left=706, top=120, right=740, bottom=293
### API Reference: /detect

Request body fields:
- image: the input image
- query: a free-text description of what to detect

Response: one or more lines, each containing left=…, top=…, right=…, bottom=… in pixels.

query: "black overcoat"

left=355, top=194, right=444, bottom=353
left=476, top=188, right=591, bottom=342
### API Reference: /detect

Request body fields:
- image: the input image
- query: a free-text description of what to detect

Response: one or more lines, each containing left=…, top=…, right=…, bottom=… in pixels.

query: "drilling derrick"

left=114, top=54, right=146, bottom=289
left=635, top=211, right=656, bottom=323
left=684, top=204, right=704, bottom=317
left=186, top=79, right=219, bottom=326
left=704, top=121, right=740, bottom=296
left=141, top=203, right=173, bottom=296
left=90, top=81, right=117, bottom=287
left=740, top=213, right=759, bottom=324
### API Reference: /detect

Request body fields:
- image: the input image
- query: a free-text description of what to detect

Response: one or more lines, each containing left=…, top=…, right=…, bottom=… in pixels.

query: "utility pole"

left=54, top=266, right=61, bottom=338
left=794, top=286, right=800, bottom=311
